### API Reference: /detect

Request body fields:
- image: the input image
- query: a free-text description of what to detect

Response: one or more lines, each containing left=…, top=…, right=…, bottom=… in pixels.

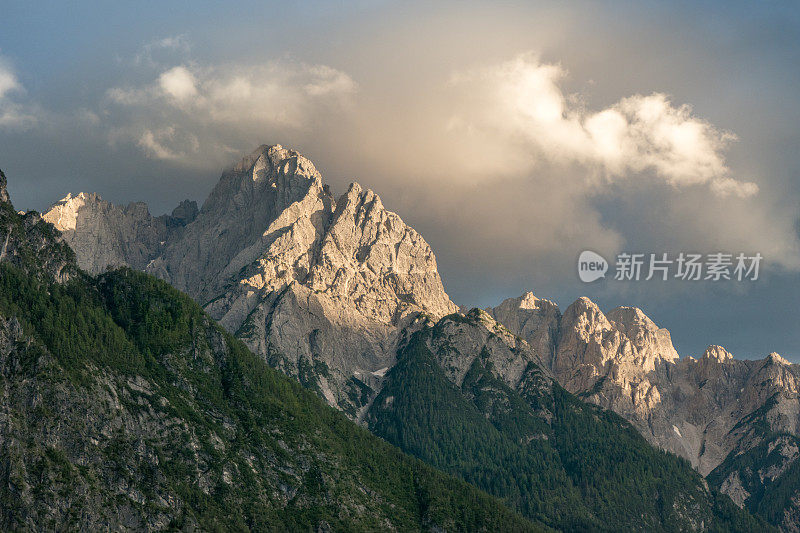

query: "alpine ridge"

left=43, top=144, right=798, bottom=530
left=488, top=292, right=800, bottom=530
left=0, top=165, right=542, bottom=531
left=47, top=145, right=458, bottom=418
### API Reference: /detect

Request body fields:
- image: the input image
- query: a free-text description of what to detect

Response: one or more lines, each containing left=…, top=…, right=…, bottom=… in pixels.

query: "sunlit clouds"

left=0, top=54, right=37, bottom=128
left=448, top=54, right=758, bottom=198
left=1, top=34, right=798, bottom=296
left=105, top=59, right=357, bottom=164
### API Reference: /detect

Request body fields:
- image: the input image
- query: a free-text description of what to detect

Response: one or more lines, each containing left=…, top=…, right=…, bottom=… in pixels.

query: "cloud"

left=448, top=53, right=758, bottom=198
left=133, top=34, right=191, bottom=67
left=0, top=64, right=20, bottom=98
left=0, top=55, right=38, bottom=128
left=5, top=37, right=797, bottom=298
left=137, top=126, right=200, bottom=160
left=327, top=50, right=799, bottom=299
left=158, top=66, right=198, bottom=102
left=105, top=60, right=357, bottom=162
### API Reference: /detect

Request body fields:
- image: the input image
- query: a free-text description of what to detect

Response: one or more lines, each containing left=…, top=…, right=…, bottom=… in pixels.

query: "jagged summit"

left=45, top=144, right=457, bottom=415
left=488, top=288, right=799, bottom=495
left=702, top=344, right=734, bottom=363
left=486, top=291, right=561, bottom=367
left=607, top=305, right=654, bottom=327
left=768, top=352, right=791, bottom=365
left=43, top=191, right=197, bottom=273
left=232, top=143, right=293, bottom=172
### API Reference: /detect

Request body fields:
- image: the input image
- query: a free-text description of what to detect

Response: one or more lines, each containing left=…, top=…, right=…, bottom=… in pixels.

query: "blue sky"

left=1, top=1, right=798, bottom=360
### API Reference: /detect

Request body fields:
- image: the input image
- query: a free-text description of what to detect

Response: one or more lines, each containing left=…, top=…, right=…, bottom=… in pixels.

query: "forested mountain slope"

left=0, top=168, right=538, bottom=531
left=366, top=310, right=771, bottom=532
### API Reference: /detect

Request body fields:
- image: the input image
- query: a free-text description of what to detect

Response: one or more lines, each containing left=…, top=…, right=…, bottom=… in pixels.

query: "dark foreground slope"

left=0, top=170, right=538, bottom=531
left=708, top=401, right=800, bottom=532
left=367, top=311, right=773, bottom=532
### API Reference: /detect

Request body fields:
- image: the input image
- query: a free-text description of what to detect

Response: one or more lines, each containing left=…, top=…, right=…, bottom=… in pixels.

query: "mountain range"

left=1, top=144, right=794, bottom=530
left=0, top=166, right=539, bottom=531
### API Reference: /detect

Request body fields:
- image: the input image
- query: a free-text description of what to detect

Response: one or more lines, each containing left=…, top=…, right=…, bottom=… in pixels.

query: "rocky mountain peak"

left=702, top=345, right=734, bottom=363
left=768, top=352, right=791, bottom=366
left=520, top=291, right=553, bottom=309
left=47, top=144, right=457, bottom=416
left=486, top=291, right=561, bottom=367
left=607, top=306, right=653, bottom=329
left=43, top=192, right=196, bottom=273
left=607, top=306, right=680, bottom=364
left=201, top=144, right=325, bottom=223
left=147, top=144, right=333, bottom=301
left=492, top=285, right=799, bottom=495
left=560, top=296, right=614, bottom=337
left=44, top=192, right=95, bottom=231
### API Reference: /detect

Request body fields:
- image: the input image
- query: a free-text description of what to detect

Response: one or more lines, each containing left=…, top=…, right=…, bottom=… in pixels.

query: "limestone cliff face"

left=486, top=292, right=560, bottom=368
left=488, top=293, right=794, bottom=468
left=43, top=192, right=197, bottom=273
left=45, top=145, right=457, bottom=417
left=41, top=145, right=798, bottom=527
left=488, top=291, right=800, bottom=527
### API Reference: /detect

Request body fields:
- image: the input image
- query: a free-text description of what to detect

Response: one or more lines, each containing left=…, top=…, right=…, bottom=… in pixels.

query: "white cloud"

left=137, top=126, right=200, bottom=161
left=0, top=65, right=20, bottom=98
left=29, top=43, right=798, bottom=283
left=158, top=66, right=198, bottom=102
left=133, top=34, right=191, bottom=67
left=337, top=51, right=799, bottom=289
left=449, top=53, right=757, bottom=198
left=0, top=55, right=38, bottom=128
left=105, top=59, right=358, bottom=163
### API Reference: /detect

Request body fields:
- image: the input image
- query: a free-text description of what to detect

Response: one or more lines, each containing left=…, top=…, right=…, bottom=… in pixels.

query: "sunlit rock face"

left=46, top=145, right=457, bottom=417
left=43, top=192, right=197, bottom=274
left=43, top=145, right=800, bottom=526
left=486, top=292, right=560, bottom=368
left=490, top=292, right=799, bottom=470
left=488, top=291, right=800, bottom=526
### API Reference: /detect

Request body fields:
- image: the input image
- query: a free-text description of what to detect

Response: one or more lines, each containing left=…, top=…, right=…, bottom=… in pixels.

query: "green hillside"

left=367, top=317, right=772, bottom=532
left=0, top=175, right=540, bottom=531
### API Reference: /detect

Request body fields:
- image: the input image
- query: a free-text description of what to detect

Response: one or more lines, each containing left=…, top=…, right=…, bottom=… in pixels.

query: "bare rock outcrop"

left=486, top=292, right=560, bottom=368
left=0, top=168, right=9, bottom=204
left=488, top=290, right=800, bottom=527
left=43, top=192, right=197, bottom=273
left=491, top=292, right=800, bottom=471
left=45, top=145, right=458, bottom=417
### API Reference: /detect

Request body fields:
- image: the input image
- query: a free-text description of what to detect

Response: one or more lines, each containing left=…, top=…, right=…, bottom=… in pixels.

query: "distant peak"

left=338, top=182, right=384, bottom=212
left=702, top=345, right=733, bottom=363
left=233, top=143, right=297, bottom=172
left=43, top=193, right=101, bottom=232
left=515, top=291, right=542, bottom=309
left=497, top=291, right=558, bottom=312
left=567, top=296, right=602, bottom=315
left=767, top=352, right=790, bottom=366
left=607, top=306, right=656, bottom=329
